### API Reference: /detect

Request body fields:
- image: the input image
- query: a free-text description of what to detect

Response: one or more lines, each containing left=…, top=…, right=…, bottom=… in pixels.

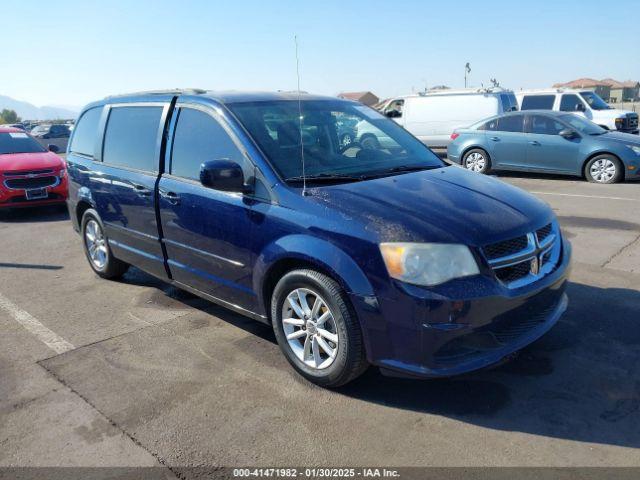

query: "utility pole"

left=464, top=62, right=471, bottom=88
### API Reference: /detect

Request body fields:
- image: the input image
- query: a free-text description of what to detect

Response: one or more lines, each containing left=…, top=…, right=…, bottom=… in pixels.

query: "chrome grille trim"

left=484, top=222, right=561, bottom=288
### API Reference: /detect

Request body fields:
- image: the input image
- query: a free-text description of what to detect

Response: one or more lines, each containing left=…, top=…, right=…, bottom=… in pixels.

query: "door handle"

left=133, top=184, right=152, bottom=196
left=529, top=141, right=541, bottom=146
left=160, top=190, right=181, bottom=205
left=490, top=136, right=500, bottom=141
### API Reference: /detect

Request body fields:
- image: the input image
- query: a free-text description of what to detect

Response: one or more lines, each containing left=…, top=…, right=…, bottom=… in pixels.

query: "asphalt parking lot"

left=1, top=171, right=639, bottom=474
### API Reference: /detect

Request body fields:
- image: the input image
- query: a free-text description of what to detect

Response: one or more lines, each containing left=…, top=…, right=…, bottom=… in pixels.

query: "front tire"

left=81, top=209, right=129, bottom=279
left=585, top=155, right=622, bottom=184
left=271, top=269, right=368, bottom=387
left=463, top=148, right=491, bottom=174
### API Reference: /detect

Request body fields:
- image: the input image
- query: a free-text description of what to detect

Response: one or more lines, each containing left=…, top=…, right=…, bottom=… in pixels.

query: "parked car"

left=30, top=123, right=71, bottom=139
left=368, top=88, right=518, bottom=148
left=1, top=123, right=26, bottom=130
left=66, top=90, right=570, bottom=387
left=447, top=110, right=640, bottom=183
left=30, top=123, right=71, bottom=152
left=516, top=89, right=639, bottom=134
left=0, top=127, right=68, bottom=209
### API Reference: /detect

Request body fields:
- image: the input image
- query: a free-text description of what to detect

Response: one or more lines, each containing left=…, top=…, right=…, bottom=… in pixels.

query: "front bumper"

left=350, top=236, right=572, bottom=379
left=0, top=178, right=68, bottom=209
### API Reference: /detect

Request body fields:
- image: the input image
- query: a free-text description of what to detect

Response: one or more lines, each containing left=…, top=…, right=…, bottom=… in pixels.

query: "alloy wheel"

left=590, top=158, right=616, bottom=183
left=84, top=219, right=107, bottom=270
left=281, top=288, right=339, bottom=369
left=465, top=152, right=486, bottom=172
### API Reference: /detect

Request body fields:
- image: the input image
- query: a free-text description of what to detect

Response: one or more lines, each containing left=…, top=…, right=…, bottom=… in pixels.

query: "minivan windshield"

left=559, top=114, right=607, bottom=135
left=228, top=100, right=443, bottom=183
left=579, top=91, right=611, bottom=110
left=0, top=132, right=46, bottom=155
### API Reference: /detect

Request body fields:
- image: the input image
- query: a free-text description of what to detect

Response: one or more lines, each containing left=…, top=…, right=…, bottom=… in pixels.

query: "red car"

left=0, top=127, right=68, bottom=209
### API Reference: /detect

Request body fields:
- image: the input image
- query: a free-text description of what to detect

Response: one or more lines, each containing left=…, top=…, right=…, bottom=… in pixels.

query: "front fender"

left=253, top=234, right=375, bottom=311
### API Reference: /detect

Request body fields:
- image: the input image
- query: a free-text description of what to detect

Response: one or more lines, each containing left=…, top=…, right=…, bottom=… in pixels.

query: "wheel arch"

left=581, top=151, right=624, bottom=179
left=254, top=235, right=375, bottom=321
left=460, top=144, right=491, bottom=164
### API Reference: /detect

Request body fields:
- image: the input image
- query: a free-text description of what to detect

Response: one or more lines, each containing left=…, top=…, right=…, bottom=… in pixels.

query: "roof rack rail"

left=105, top=88, right=207, bottom=99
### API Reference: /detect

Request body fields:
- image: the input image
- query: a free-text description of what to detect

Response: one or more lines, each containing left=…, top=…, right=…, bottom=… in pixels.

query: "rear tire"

left=81, top=209, right=129, bottom=279
left=585, top=155, right=622, bottom=184
left=463, top=148, right=491, bottom=174
left=271, top=269, right=368, bottom=388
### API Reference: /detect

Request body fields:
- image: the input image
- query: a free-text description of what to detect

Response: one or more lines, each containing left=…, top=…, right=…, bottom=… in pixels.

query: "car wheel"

left=81, top=209, right=129, bottom=279
left=585, top=155, right=622, bottom=184
left=360, top=134, right=380, bottom=150
left=463, top=148, right=491, bottom=174
left=271, top=269, right=368, bottom=388
left=340, top=133, right=353, bottom=148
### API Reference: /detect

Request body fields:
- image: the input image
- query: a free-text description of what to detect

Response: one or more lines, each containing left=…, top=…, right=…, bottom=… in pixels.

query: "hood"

left=594, top=108, right=636, bottom=119
left=600, top=131, right=640, bottom=145
left=308, top=166, right=553, bottom=246
left=0, top=152, right=65, bottom=172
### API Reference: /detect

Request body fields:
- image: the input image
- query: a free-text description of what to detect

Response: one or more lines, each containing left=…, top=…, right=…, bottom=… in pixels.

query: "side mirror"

left=559, top=129, right=578, bottom=139
left=575, top=103, right=586, bottom=112
left=48, top=144, right=60, bottom=153
left=385, top=110, right=401, bottom=118
left=200, top=160, right=251, bottom=193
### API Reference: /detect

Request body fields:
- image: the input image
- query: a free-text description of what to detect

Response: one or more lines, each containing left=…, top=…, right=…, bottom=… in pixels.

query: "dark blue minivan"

left=66, top=90, right=571, bottom=387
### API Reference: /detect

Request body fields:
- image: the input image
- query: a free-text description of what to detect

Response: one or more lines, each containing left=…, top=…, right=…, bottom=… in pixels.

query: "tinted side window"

left=529, top=115, right=565, bottom=135
left=170, top=107, right=249, bottom=181
left=70, top=107, right=102, bottom=157
left=560, top=94, right=582, bottom=112
left=521, top=95, right=555, bottom=110
left=497, top=115, right=524, bottom=133
left=103, top=106, right=163, bottom=171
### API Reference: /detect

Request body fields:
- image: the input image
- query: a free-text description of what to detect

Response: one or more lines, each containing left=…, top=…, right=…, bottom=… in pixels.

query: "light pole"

left=464, top=62, right=471, bottom=88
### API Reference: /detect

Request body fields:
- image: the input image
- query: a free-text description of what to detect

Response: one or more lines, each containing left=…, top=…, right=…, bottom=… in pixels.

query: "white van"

left=516, top=89, right=639, bottom=134
left=358, top=88, right=518, bottom=148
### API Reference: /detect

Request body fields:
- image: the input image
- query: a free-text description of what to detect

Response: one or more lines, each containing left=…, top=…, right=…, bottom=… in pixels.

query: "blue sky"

left=2, top=0, right=638, bottom=107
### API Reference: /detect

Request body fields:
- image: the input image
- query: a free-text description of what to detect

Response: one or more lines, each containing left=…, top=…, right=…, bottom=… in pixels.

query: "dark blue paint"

left=66, top=91, right=572, bottom=378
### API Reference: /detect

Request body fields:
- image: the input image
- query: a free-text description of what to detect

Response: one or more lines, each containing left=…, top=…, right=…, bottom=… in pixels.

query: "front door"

left=524, top=114, right=579, bottom=173
left=158, top=104, right=256, bottom=311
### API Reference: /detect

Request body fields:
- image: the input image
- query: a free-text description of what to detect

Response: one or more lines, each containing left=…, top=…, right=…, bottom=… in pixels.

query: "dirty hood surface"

left=310, top=166, right=554, bottom=246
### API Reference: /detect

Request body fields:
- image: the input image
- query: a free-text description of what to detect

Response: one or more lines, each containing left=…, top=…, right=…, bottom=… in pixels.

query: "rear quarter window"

left=69, top=107, right=102, bottom=157
left=102, top=106, right=163, bottom=171
left=521, top=95, right=555, bottom=110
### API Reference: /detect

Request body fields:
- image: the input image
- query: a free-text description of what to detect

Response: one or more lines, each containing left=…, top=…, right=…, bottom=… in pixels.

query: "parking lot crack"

left=37, top=361, right=183, bottom=478
left=601, top=232, right=640, bottom=269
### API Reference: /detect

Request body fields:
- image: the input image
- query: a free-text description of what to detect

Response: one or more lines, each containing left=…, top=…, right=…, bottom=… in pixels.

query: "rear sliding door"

left=91, top=103, right=169, bottom=278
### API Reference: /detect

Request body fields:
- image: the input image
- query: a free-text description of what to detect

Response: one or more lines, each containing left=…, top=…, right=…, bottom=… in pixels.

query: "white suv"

left=516, top=89, right=639, bottom=134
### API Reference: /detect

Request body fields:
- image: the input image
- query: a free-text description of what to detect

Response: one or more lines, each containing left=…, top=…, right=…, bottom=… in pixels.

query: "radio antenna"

left=294, top=35, right=308, bottom=196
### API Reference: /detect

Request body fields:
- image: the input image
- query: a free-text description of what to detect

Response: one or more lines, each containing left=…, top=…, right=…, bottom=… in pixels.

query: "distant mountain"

left=0, top=95, right=79, bottom=121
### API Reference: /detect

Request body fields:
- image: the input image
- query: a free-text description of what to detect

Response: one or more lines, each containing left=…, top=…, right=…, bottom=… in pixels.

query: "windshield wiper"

left=363, top=164, right=441, bottom=178
left=285, top=173, right=365, bottom=184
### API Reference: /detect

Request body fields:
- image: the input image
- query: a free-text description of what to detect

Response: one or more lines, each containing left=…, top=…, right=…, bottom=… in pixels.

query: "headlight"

left=615, top=118, right=625, bottom=128
left=626, top=145, right=640, bottom=156
left=379, top=242, right=479, bottom=286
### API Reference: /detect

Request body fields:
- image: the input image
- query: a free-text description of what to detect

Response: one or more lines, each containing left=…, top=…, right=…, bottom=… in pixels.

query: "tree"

left=0, top=109, right=21, bottom=124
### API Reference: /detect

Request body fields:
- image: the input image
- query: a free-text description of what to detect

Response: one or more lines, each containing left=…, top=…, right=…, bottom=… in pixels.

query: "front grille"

left=536, top=223, right=552, bottom=243
left=495, top=261, right=531, bottom=283
left=4, top=169, right=54, bottom=177
left=483, top=235, right=528, bottom=260
left=4, top=176, right=58, bottom=189
left=486, top=298, right=559, bottom=344
left=629, top=115, right=638, bottom=130
left=482, top=222, right=560, bottom=288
